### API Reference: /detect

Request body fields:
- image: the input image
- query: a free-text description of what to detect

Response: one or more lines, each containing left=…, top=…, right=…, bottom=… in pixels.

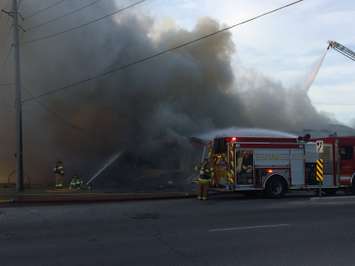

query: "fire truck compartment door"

left=319, top=144, right=334, bottom=186
left=254, top=149, right=289, bottom=166
left=291, top=149, right=305, bottom=186
left=305, top=143, right=318, bottom=162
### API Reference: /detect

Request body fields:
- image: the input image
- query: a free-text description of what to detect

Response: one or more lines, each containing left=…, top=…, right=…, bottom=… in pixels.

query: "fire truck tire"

left=351, top=177, right=355, bottom=195
left=265, top=176, right=287, bottom=198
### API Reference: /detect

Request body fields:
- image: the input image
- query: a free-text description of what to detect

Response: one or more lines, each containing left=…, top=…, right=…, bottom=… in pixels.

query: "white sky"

left=135, top=0, right=355, bottom=126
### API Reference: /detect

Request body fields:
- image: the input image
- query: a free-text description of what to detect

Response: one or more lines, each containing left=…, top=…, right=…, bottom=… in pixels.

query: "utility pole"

left=12, top=0, right=24, bottom=192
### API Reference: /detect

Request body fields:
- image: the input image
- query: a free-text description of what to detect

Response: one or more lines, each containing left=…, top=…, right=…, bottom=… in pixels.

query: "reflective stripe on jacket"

left=54, top=166, right=64, bottom=175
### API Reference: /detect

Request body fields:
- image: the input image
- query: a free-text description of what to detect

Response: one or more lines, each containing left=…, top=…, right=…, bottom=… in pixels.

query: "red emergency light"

left=225, top=137, right=238, bottom=143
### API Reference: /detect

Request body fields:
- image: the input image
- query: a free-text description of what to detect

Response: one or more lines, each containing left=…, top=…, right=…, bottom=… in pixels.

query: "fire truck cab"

left=206, top=135, right=355, bottom=197
left=312, top=136, right=355, bottom=192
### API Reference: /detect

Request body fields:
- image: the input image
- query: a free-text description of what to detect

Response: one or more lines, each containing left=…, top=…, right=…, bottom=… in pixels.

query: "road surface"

left=1, top=194, right=355, bottom=266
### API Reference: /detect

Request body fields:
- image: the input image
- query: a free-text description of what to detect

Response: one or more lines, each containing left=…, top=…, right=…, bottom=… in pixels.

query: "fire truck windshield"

left=213, top=138, right=227, bottom=154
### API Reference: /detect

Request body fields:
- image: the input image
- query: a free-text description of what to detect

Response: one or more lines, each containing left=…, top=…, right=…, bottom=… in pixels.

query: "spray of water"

left=196, top=127, right=297, bottom=141
left=86, top=152, right=123, bottom=185
left=304, top=48, right=328, bottom=91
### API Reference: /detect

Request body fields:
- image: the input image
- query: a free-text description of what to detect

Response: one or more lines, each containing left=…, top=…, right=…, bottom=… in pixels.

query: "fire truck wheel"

left=351, top=177, right=355, bottom=195
left=265, top=176, right=287, bottom=198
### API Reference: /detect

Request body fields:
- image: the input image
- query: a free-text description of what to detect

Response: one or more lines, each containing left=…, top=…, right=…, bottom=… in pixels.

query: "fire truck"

left=205, top=135, right=355, bottom=198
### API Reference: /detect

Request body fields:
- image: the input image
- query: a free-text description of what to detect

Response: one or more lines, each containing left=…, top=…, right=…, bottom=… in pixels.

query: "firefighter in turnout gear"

left=69, top=175, right=83, bottom=191
left=195, top=158, right=214, bottom=200
left=53, top=161, right=65, bottom=189
left=213, top=155, right=228, bottom=188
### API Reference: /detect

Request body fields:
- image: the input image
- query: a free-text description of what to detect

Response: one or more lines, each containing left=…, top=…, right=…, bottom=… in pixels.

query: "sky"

left=135, top=0, right=355, bottom=126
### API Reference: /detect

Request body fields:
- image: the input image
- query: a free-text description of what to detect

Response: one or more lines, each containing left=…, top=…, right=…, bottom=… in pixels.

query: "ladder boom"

left=328, top=41, right=355, bottom=61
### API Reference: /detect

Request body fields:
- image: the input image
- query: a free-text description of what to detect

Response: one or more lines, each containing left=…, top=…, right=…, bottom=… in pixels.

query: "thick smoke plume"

left=0, top=1, right=335, bottom=185
left=350, top=119, right=355, bottom=130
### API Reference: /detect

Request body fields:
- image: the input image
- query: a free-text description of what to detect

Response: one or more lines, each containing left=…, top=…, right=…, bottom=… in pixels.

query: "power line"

left=26, top=0, right=103, bottom=31
left=24, top=87, right=103, bottom=144
left=23, top=0, right=148, bottom=45
left=24, top=0, right=67, bottom=20
left=23, top=0, right=304, bottom=103
left=0, top=0, right=11, bottom=21
left=0, top=2, right=13, bottom=48
left=24, top=87, right=87, bottom=132
left=0, top=2, right=6, bottom=26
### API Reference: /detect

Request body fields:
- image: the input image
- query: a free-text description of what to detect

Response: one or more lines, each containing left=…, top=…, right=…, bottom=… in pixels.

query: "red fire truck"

left=205, top=135, right=355, bottom=198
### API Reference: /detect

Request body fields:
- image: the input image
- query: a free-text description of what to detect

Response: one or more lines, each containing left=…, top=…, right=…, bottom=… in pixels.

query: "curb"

left=0, top=199, right=14, bottom=204
left=310, top=195, right=355, bottom=201
left=0, top=192, right=196, bottom=205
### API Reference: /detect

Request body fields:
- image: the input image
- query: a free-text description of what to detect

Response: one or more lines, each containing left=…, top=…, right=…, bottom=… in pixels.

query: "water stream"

left=304, top=48, right=329, bottom=91
left=86, top=151, right=123, bottom=185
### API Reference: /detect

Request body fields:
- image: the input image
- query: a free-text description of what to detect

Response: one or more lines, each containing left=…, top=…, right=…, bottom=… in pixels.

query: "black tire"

left=351, top=177, right=355, bottom=195
left=265, top=176, right=287, bottom=198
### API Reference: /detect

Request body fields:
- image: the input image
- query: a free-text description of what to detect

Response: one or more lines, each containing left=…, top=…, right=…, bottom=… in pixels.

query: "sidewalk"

left=0, top=189, right=196, bottom=205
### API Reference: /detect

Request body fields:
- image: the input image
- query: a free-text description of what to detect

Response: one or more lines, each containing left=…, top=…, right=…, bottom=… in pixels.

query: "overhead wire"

left=26, top=0, right=103, bottom=31
left=21, top=93, right=98, bottom=156
left=24, top=0, right=67, bottom=20
left=1, top=2, right=93, bottom=141
left=0, top=1, right=13, bottom=47
left=23, top=0, right=148, bottom=45
left=0, top=0, right=11, bottom=20
left=2, top=1, right=92, bottom=137
left=22, top=0, right=304, bottom=103
left=23, top=87, right=88, bottom=133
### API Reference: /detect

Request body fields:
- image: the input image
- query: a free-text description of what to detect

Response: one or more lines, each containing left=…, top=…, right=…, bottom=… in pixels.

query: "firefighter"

left=69, top=175, right=83, bottom=190
left=53, top=161, right=65, bottom=189
left=213, top=155, right=228, bottom=188
left=196, top=158, right=213, bottom=200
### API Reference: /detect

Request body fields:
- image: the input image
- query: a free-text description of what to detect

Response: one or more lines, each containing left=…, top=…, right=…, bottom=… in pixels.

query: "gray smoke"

left=0, top=1, right=334, bottom=184
left=351, top=118, right=355, bottom=129
left=235, top=69, right=334, bottom=132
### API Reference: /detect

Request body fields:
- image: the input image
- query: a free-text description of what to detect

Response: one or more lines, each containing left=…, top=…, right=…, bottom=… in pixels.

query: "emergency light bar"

left=225, top=137, right=238, bottom=143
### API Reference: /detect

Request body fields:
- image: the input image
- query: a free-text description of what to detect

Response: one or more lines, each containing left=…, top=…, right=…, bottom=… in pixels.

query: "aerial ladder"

left=305, top=40, right=354, bottom=91
left=327, top=40, right=355, bottom=61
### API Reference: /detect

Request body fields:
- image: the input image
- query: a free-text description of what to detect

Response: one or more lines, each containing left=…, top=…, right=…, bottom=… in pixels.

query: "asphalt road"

left=1, top=194, right=355, bottom=266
